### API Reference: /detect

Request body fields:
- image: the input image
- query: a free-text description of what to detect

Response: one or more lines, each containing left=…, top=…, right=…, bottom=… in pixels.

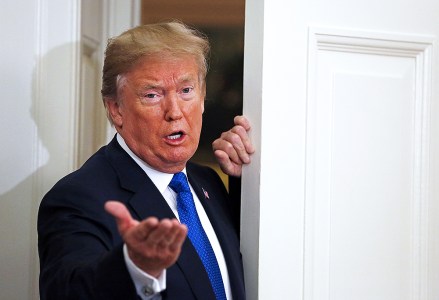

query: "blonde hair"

left=101, top=21, right=210, bottom=101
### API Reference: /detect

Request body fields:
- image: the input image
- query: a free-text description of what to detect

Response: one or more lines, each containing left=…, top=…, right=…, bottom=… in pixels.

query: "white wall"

left=4, top=0, right=439, bottom=299
left=0, top=1, right=139, bottom=298
left=0, top=0, right=81, bottom=298
left=1, top=2, right=41, bottom=299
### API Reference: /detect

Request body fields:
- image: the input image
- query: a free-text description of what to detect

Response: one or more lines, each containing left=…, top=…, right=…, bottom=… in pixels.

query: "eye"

left=139, top=90, right=163, bottom=104
left=145, top=93, right=158, bottom=98
left=182, top=87, right=193, bottom=94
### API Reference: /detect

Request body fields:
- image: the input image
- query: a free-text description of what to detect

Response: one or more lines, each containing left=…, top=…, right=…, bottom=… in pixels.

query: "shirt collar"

left=116, top=134, right=187, bottom=194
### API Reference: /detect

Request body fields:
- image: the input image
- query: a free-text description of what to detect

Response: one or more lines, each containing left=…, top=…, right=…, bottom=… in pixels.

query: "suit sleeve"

left=227, top=176, right=242, bottom=236
left=37, top=180, right=139, bottom=300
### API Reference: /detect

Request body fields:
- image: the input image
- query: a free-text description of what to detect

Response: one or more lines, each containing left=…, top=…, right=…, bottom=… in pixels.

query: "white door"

left=79, top=0, right=141, bottom=166
left=242, top=0, right=439, bottom=299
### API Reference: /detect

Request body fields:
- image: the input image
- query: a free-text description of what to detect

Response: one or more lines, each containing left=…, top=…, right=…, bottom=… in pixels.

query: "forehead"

left=126, top=54, right=200, bottom=84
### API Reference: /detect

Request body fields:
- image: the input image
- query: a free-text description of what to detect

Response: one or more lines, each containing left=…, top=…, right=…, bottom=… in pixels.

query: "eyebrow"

left=179, top=74, right=197, bottom=83
left=139, top=75, right=198, bottom=90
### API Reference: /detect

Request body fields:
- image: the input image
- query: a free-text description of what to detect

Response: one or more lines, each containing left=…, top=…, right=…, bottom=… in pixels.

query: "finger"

left=146, top=219, right=185, bottom=245
left=231, top=126, right=255, bottom=155
left=228, top=128, right=254, bottom=163
left=233, top=115, right=251, bottom=131
left=105, top=201, right=139, bottom=235
left=152, top=219, right=187, bottom=250
left=233, top=116, right=255, bottom=154
left=216, top=129, right=251, bottom=164
left=167, top=220, right=187, bottom=252
left=130, top=217, right=160, bottom=242
left=214, top=149, right=242, bottom=177
left=144, top=218, right=174, bottom=245
left=213, top=136, right=241, bottom=163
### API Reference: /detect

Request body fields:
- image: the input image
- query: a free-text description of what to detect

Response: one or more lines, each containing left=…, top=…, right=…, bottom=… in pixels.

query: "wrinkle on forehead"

left=115, top=54, right=206, bottom=101
left=153, top=73, right=198, bottom=89
left=121, top=62, right=198, bottom=87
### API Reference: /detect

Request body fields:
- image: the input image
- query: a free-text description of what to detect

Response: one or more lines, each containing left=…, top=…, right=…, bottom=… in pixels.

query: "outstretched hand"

left=212, top=115, right=255, bottom=177
left=105, top=201, right=187, bottom=278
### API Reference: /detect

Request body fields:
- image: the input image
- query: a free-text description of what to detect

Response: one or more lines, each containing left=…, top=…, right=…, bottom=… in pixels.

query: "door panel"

left=305, top=29, right=432, bottom=299
left=242, top=0, right=439, bottom=299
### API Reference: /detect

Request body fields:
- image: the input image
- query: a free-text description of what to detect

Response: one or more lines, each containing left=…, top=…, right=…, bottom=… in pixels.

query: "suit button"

left=142, top=285, right=154, bottom=296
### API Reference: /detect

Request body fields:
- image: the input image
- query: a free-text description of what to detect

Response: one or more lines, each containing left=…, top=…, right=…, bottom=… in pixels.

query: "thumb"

left=105, top=201, right=139, bottom=235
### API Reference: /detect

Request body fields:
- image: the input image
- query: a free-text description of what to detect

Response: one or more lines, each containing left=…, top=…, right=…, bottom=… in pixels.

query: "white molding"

left=82, top=35, right=100, bottom=57
left=311, top=27, right=434, bottom=56
left=305, top=27, right=434, bottom=300
left=32, top=0, right=81, bottom=298
left=131, top=0, right=142, bottom=27
left=241, top=0, right=265, bottom=298
left=411, top=35, right=432, bottom=300
left=34, top=0, right=82, bottom=173
left=103, top=0, right=141, bottom=40
left=101, top=0, right=141, bottom=142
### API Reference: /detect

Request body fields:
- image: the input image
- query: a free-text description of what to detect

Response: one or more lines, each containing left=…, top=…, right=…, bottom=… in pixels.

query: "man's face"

left=107, top=54, right=205, bottom=173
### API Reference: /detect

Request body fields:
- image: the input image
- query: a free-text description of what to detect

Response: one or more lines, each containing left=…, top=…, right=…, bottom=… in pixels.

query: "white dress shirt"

left=116, top=134, right=232, bottom=300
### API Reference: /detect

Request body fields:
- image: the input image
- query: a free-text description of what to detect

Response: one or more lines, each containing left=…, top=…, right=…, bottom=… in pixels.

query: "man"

left=38, top=22, right=254, bottom=300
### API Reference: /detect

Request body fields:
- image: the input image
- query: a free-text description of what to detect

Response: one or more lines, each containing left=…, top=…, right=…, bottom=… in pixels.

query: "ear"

left=201, top=84, right=206, bottom=114
left=104, top=97, right=123, bottom=127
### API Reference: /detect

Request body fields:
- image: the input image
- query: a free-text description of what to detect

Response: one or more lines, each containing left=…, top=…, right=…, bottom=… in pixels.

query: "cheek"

left=124, top=111, right=156, bottom=139
left=191, top=100, right=204, bottom=117
left=190, top=106, right=204, bottom=132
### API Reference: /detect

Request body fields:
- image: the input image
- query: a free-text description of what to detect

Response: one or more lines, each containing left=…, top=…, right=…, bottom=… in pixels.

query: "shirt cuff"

left=123, top=244, right=167, bottom=300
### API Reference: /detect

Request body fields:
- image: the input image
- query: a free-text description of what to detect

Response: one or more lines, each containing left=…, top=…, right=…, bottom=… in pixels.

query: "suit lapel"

left=105, top=138, right=216, bottom=299
left=104, top=137, right=173, bottom=219
left=188, top=165, right=246, bottom=300
left=187, top=168, right=232, bottom=252
left=129, top=178, right=216, bottom=299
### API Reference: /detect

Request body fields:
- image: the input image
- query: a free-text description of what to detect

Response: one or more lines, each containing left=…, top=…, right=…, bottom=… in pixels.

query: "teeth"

left=168, top=133, right=182, bottom=140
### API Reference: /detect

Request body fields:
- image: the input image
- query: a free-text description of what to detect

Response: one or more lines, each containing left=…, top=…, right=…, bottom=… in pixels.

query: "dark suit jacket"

left=38, top=137, right=245, bottom=300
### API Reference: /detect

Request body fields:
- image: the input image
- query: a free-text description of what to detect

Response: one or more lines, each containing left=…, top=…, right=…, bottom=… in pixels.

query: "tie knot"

left=169, top=172, right=191, bottom=193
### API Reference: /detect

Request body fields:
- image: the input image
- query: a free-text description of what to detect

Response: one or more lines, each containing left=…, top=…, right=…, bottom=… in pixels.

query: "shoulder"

left=46, top=137, right=142, bottom=198
left=187, top=161, right=225, bottom=186
left=50, top=146, right=115, bottom=193
left=39, top=141, right=134, bottom=214
left=186, top=161, right=223, bottom=179
left=186, top=161, right=230, bottom=206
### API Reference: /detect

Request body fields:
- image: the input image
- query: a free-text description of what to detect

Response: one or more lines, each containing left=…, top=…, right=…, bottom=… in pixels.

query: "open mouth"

left=167, top=131, right=184, bottom=140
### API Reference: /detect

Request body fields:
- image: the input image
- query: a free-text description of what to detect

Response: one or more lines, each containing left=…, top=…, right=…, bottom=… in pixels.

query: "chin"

left=166, top=151, right=195, bottom=165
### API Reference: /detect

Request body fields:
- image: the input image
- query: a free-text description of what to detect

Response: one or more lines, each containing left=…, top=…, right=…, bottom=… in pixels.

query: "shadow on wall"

left=0, top=43, right=81, bottom=300
left=0, top=33, right=244, bottom=297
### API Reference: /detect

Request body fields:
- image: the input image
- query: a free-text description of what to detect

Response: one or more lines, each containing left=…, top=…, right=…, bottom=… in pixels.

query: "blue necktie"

left=169, top=172, right=227, bottom=300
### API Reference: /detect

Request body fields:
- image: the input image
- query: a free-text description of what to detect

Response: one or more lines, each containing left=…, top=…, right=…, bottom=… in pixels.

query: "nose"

left=164, top=93, right=183, bottom=121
